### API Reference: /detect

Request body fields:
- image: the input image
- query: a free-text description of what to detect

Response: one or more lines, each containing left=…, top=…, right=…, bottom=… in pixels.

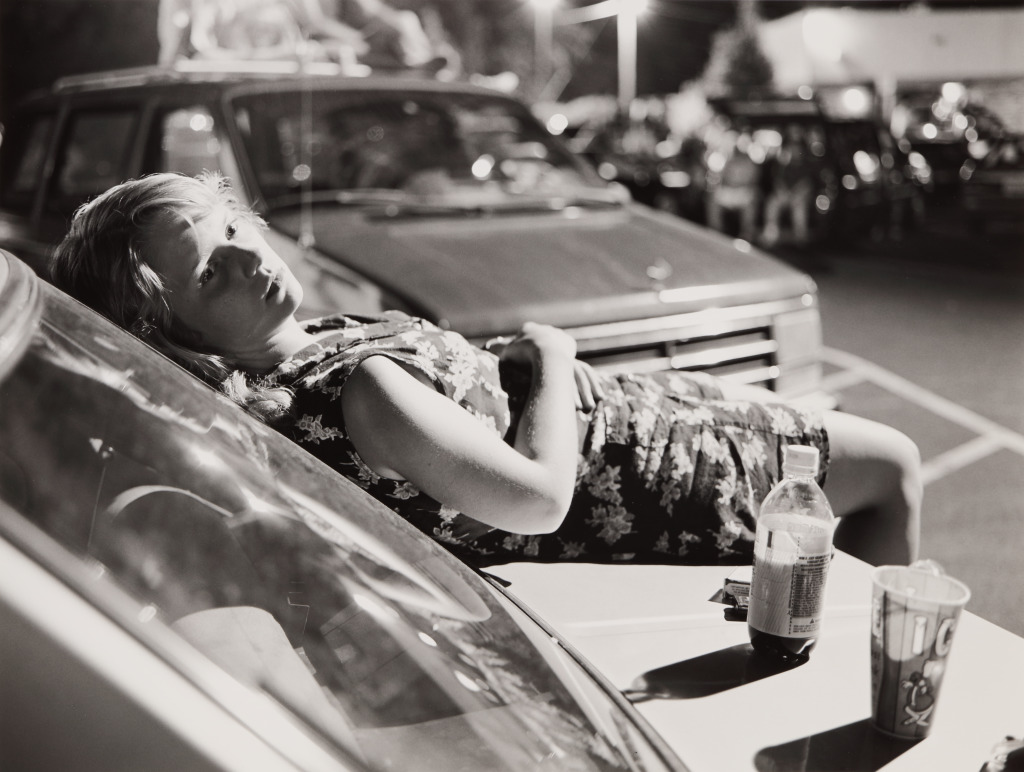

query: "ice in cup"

left=869, top=563, right=970, bottom=739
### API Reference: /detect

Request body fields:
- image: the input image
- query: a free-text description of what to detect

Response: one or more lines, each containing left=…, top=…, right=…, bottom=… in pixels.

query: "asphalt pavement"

left=769, top=195, right=1024, bottom=637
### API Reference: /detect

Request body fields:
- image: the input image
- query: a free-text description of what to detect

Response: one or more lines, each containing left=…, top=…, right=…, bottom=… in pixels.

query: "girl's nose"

left=224, top=246, right=263, bottom=278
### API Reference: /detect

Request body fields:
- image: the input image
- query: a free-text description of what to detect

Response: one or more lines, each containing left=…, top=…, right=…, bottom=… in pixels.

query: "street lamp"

left=617, top=0, right=648, bottom=110
left=530, top=0, right=559, bottom=97
left=546, top=0, right=648, bottom=108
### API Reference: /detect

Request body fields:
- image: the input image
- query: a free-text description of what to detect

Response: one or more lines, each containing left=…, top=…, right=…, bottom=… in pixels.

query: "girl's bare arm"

left=342, top=323, right=579, bottom=534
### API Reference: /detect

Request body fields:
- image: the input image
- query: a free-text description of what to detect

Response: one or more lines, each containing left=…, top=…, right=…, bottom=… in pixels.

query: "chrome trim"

left=669, top=339, right=778, bottom=371
left=565, top=297, right=827, bottom=401
left=718, top=364, right=780, bottom=385
left=592, top=360, right=781, bottom=386
left=565, top=296, right=812, bottom=350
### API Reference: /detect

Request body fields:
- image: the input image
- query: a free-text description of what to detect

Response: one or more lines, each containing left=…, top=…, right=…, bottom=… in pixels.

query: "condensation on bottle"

left=747, top=444, right=836, bottom=663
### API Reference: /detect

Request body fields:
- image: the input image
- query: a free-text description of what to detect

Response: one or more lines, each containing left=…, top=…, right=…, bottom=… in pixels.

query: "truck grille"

left=566, top=297, right=818, bottom=393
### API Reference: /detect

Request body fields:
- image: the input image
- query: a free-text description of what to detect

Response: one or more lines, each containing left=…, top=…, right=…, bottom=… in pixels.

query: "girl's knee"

left=826, top=411, right=918, bottom=470
left=823, top=411, right=922, bottom=515
left=871, top=425, right=922, bottom=513
left=897, top=431, right=923, bottom=516
left=881, top=427, right=923, bottom=561
left=884, top=426, right=922, bottom=500
left=825, top=415, right=923, bottom=564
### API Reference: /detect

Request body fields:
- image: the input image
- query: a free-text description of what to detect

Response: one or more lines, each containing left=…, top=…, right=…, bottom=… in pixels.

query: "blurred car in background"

left=566, top=114, right=708, bottom=224
left=892, top=90, right=1006, bottom=193
left=959, top=132, right=1024, bottom=236
left=0, top=247, right=687, bottom=771
left=0, top=62, right=827, bottom=403
left=706, top=96, right=928, bottom=246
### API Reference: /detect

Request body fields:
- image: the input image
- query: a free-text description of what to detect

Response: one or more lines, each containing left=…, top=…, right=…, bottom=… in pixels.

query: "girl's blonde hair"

left=50, top=172, right=293, bottom=422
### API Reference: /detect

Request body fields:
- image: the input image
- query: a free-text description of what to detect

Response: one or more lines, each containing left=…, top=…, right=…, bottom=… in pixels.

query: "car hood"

left=269, top=203, right=815, bottom=338
left=0, top=252, right=681, bottom=771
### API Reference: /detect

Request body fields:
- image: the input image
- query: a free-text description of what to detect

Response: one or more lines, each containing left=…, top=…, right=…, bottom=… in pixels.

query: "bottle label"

left=748, top=525, right=831, bottom=638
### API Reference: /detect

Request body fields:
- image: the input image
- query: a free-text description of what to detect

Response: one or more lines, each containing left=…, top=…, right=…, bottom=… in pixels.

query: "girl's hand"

left=489, top=322, right=576, bottom=367
left=573, top=360, right=606, bottom=413
left=487, top=325, right=604, bottom=411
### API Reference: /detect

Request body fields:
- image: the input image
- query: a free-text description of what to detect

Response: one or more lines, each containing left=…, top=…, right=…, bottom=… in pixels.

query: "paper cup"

left=869, top=564, right=970, bottom=739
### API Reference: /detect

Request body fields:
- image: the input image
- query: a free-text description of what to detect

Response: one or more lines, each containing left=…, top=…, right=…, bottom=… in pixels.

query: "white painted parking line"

left=820, top=366, right=869, bottom=394
left=822, top=347, right=1024, bottom=486
left=918, top=435, right=1006, bottom=487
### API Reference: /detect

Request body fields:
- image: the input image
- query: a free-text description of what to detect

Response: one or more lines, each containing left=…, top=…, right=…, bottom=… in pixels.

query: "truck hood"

left=268, top=203, right=816, bottom=338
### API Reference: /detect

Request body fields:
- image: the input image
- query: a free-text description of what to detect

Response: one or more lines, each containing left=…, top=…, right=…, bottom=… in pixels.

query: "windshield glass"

left=231, top=86, right=613, bottom=210
left=0, top=272, right=677, bottom=772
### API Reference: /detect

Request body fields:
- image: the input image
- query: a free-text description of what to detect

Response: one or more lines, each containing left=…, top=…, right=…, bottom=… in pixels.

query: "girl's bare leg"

left=710, top=381, right=922, bottom=566
left=822, top=410, right=922, bottom=566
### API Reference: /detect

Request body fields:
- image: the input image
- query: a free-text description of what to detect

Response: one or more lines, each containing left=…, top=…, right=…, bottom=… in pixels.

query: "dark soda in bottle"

left=748, top=445, right=835, bottom=663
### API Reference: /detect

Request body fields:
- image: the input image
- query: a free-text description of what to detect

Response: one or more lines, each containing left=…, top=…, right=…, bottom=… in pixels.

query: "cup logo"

left=934, top=617, right=956, bottom=657
left=900, top=658, right=943, bottom=728
left=896, top=615, right=954, bottom=729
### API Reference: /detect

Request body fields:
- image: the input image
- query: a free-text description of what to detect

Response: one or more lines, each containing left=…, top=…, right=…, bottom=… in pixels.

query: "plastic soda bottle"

left=747, top=445, right=835, bottom=663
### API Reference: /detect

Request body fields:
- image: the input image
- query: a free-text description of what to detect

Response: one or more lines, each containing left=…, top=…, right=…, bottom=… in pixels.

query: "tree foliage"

left=701, top=0, right=775, bottom=99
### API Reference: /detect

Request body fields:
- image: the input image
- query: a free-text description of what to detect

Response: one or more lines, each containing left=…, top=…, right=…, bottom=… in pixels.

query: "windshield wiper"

left=364, top=193, right=625, bottom=221
left=264, top=188, right=626, bottom=219
left=334, top=189, right=408, bottom=205
left=264, top=189, right=409, bottom=211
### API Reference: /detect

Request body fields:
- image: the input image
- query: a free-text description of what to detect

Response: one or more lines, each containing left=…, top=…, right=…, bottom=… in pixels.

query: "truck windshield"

left=230, top=87, right=611, bottom=210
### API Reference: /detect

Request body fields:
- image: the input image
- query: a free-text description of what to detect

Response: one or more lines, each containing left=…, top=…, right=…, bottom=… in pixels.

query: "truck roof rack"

left=709, top=97, right=823, bottom=119
left=53, top=57, right=364, bottom=93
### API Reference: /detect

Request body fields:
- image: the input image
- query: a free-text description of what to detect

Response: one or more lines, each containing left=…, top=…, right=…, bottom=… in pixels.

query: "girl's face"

left=144, top=204, right=304, bottom=358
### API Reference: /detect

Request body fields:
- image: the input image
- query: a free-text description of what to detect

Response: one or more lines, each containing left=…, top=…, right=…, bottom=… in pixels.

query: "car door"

left=42, top=98, right=146, bottom=256
left=0, top=105, right=60, bottom=273
left=0, top=94, right=145, bottom=276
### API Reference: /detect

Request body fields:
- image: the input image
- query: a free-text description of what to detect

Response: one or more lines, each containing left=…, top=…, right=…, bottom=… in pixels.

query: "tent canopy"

left=759, top=6, right=1024, bottom=89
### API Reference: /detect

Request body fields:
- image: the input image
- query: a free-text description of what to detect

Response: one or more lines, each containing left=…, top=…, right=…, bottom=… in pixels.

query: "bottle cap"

left=784, top=445, right=819, bottom=476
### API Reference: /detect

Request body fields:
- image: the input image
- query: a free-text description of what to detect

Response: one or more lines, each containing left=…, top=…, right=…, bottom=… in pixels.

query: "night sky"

left=3, top=0, right=1024, bottom=122
left=558, top=0, right=1024, bottom=99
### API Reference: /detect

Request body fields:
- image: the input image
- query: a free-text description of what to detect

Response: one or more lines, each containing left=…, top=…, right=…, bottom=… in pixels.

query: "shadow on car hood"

left=270, top=203, right=815, bottom=337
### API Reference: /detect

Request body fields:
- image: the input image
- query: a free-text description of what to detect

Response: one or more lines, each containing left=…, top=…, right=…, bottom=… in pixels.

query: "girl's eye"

left=199, top=265, right=215, bottom=287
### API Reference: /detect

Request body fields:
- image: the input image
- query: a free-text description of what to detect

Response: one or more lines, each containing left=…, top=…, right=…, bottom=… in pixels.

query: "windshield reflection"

left=0, top=282, right=674, bottom=771
left=231, top=89, right=616, bottom=211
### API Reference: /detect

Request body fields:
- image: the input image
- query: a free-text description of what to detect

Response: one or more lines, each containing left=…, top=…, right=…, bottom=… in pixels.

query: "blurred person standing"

left=761, top=123, right=818, bottom=248
left=705, top=126, right=764, bottom=243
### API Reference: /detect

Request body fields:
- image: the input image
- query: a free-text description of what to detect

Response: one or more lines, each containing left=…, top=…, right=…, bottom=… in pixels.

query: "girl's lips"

left=264, top=272, right=281, bottom=300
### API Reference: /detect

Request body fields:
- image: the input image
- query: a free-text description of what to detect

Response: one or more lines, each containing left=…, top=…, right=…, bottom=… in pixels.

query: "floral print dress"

left=263, top=312, right=829, bottom=567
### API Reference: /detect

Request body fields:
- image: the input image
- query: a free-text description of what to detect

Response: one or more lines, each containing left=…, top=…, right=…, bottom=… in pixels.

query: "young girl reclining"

left=49, top=172, right=922, bottom=568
